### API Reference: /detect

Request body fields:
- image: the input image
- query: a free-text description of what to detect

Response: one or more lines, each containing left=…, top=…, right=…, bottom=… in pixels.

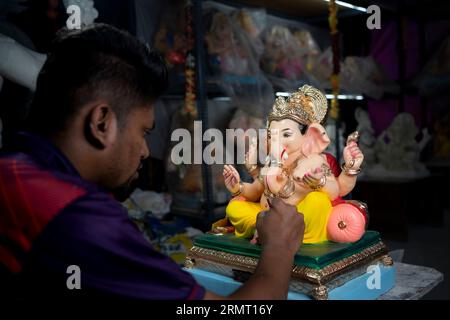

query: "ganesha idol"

left=220, top=85, right=368, bottom=244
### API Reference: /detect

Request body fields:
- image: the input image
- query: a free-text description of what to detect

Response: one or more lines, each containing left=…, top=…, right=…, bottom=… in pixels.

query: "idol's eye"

left=283, top=132, right=292, bottom=138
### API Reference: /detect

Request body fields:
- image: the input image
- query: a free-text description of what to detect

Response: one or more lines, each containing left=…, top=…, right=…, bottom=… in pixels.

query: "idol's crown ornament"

left=268, top=85, right=328, bottom=125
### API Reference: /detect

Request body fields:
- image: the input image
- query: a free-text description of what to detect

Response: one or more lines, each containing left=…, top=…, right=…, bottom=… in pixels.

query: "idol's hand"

left=302, top=167, right=326, bottom=190
left=223, top=165, right=241, bottom=194
left=343, top=141, right=364, bottom=170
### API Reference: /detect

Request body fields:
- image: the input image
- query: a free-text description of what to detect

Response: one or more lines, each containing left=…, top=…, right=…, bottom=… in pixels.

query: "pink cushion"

left=327, top=203, right=366, bottom=243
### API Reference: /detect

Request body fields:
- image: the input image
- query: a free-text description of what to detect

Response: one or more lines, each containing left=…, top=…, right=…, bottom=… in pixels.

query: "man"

left=0, top=23, right=304, bottom=300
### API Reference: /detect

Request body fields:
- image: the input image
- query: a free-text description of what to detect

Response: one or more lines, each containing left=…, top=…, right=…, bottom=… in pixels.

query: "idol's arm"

left=321, top=175, right=340, bottom=200
left=337, top=140, right=364, bottom=197
left=224, top=164, right=264, bottom=202
left=337, top=173, right=357, bottom=197
left=241, top=179, right=265, bottom=202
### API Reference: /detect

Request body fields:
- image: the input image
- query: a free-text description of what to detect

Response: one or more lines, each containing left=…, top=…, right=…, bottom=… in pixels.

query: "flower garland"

left=184, top=0, right=198, bottom=118
left=328, top=0, right=340, bottom=120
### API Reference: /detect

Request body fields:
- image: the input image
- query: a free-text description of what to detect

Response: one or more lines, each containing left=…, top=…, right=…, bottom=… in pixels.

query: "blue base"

left=186, top=265, right=396, bottom=300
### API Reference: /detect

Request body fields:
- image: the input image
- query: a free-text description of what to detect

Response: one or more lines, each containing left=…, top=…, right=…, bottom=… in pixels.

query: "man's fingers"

left=256, top=210, right=268, bottom=230
left=268, top=197, right=285, bottom=211
left=258, top=211, right=267, bottom=218
left=266, top=195, right=272, bottom=207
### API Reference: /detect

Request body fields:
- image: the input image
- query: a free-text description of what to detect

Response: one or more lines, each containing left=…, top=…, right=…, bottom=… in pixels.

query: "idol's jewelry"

left=246, top=164, right=259, bottom=174
left=341, top=163, right=361, bottom=176
left=263, top=176, right=295, bottom=199
left=348, top=158, right=356, bottom=168
left=265, top=155, right=284, bottom=168
left=346, top=131, right=360, bottom=144
left=303, top=174, right=327, bottom=191
left=231, top=181, right=244, bottom=197
left=321, top=163, right=333, bottom=177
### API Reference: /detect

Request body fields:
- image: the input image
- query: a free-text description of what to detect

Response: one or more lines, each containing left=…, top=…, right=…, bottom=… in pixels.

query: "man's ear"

left=85, top=103, right=118, bottom=149
left=301, top=123, right=331, bottom=156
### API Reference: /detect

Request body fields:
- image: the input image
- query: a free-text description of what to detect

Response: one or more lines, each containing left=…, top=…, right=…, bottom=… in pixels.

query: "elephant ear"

left=301, top=123, right=331, bottom=156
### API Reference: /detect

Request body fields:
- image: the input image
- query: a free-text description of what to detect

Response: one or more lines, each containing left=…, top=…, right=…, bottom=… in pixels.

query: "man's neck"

left=49, top=132, right=101, bottom=186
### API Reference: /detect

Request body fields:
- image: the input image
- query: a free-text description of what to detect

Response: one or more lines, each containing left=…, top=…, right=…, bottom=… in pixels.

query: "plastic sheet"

left=205, top=7, right=273, bottom=119
left=308, top=47, right=334, bottom=91
left=153, top=1, right=186, bottom=76
left=340, top=56, right=399, bottom=99
left=293, top=29, right=321, bottom=73
left=261, top=26, right=313, bottom=91
left=165, top=106, right=230, bottom=213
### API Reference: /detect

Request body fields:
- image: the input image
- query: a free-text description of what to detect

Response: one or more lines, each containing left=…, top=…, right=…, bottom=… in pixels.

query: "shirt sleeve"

left=24, top=191, right=205, bottom=300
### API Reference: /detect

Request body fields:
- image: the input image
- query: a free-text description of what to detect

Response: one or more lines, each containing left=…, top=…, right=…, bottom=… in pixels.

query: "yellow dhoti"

left=226, top=191, right=332, bottom=244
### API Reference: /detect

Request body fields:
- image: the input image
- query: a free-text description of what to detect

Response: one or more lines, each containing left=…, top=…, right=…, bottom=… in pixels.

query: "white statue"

left=0, top=1, right=98, bottom=148
left=0, top=1, right=98, bottom=92
left=372, top=113, right=430, bottom=178
left=355, top=108, right=376, bottom=168
left=0, top=34, right=46, bottom=91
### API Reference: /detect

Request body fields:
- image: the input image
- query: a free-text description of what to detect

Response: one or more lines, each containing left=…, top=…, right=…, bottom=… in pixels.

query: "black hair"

left=26, top=23, right=168, bottom=134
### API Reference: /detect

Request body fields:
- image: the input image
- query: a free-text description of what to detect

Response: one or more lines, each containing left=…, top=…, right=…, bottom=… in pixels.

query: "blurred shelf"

left=211, top=0, right=368, bottom=24
left=164, top=79, right=368, bottom=101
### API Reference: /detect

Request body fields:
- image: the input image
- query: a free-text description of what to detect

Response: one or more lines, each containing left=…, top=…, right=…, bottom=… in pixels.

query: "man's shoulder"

left=0, top=151, right=119, bottom=228
left=0, top=152, right=108, bottom=273
left=0, top=152, right=89, bottom=207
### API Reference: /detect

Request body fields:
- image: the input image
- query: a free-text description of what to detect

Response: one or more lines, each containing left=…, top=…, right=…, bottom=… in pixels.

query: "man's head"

left=27, top=23, right=168, bottom=192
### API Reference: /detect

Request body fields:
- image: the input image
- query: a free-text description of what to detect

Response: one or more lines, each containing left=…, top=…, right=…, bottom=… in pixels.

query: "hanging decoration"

left=328, top=0, right=340, bottom=120
left=184, top=0, right=198, bottom=118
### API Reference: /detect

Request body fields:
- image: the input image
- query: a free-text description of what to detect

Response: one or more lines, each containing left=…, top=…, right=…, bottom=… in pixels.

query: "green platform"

left=193, top=230, right=382, bottom=269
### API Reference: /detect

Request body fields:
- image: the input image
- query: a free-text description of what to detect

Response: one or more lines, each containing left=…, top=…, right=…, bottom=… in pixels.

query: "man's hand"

left=256, top=198, right=304, bottom=256
left=204, top=198, right=305, bottom=300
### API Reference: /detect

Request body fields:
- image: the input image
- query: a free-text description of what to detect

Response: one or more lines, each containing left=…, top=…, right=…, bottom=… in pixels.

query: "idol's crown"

left=268, top=85, right=328, bottom=125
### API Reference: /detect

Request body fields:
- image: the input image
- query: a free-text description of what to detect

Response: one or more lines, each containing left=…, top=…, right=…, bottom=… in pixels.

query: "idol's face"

left=268, top=118, right=304, bottom=166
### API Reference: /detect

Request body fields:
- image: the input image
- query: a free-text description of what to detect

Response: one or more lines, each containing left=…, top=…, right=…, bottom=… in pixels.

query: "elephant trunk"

left=265, top=147, right=288, bottom=196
